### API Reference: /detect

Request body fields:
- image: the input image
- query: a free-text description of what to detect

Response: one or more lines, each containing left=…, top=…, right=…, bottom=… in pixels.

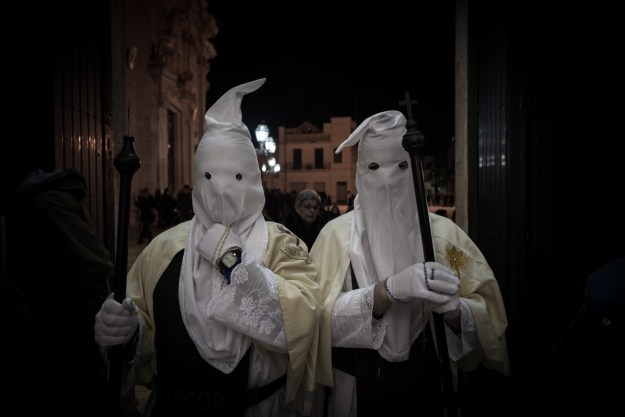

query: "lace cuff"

left=445, top=300, right=477, bottom=361
left=209, top=256, right=288, bottom=353
left=331, top=286, right=385, bottom=350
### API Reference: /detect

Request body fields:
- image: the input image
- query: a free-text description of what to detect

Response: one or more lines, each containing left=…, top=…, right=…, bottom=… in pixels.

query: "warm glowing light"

left=255, top=122, right=269, bottom=143
left=265, top=136, right=276, bottom=153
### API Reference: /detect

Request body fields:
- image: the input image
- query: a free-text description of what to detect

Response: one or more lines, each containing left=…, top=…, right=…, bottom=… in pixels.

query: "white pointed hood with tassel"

left=179, top=78, right=269, bottom=372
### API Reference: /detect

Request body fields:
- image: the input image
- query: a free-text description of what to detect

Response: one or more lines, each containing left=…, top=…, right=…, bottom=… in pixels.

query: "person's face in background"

left=295, top=199, right=320, bottom=225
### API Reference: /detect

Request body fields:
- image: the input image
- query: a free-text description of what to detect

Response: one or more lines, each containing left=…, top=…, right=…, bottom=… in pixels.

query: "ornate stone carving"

left=149, top=1, right=217, bottom=93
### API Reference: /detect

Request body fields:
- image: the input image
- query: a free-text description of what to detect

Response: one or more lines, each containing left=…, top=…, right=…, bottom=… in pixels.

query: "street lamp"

left=255, top=121, right=269, bottom=145
left=264, top=137, right=279, bottom=181
left=265, top=136, right=276, bottom=154
left=255, top=122, right=280, bottom=189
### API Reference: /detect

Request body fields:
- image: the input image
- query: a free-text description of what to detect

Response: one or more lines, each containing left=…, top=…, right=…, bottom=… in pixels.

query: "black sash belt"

left=245, top=374, right=287, bottom=406
left=154, top=373, right=287, bottom=416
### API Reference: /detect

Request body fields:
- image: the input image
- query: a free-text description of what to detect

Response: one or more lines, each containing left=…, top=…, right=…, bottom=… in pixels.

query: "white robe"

left=127, top=220, right=327, bottom=416
left=310, top=211, right=511, bottom=417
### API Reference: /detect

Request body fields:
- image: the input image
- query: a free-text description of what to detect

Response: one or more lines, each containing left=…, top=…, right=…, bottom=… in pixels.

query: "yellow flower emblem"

left=446, top=245, right=467, bottom=276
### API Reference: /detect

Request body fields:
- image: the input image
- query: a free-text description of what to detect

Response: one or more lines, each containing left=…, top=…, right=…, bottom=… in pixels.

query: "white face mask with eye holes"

left=192, top=78, right=267, bottom=234
left=336, top=110, right=424, bottom=287
left=193, top=135, right=265, bottom=232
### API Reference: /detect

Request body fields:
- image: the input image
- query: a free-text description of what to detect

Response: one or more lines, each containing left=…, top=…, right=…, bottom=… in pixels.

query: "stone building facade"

left=270, top=117, right=446, bottom=206
left=123, top=0, right=218, bottom=211
left=270, top=118, right=356, bottom=204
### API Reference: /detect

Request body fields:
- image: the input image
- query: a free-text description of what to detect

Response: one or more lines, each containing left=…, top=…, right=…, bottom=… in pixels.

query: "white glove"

left=384, top=261, right=459, bottom=304
left=94, top=298, right=139, bottom=347
left=196, top=223, right=242, bottom=265
left=433, top=293, right=460, bottom=318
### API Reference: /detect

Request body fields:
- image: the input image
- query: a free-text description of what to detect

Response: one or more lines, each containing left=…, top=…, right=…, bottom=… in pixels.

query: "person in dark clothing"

left=3, top=167, right=115, bottom=416
left=545, top=257, right=625, bottom=409
left=176, top=184, right=194, bottom=222
left=328, top=205, right=341, bottom=219
left=284, top=189, right=327, bottom=250
left=157, top=186, right=177, bottom=228
left=135, top=187, right=156, bottom=244
left=0, top=268, right=37, bottom=412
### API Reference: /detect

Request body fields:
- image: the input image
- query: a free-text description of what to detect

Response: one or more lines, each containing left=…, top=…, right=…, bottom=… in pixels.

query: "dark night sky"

left=204, top=1, right=456, bottom=156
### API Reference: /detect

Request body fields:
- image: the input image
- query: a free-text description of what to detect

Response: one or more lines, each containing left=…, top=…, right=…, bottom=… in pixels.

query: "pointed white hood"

left=336, top=110, right=426, bottom=360
left=180, top=78, right=269, bottom=371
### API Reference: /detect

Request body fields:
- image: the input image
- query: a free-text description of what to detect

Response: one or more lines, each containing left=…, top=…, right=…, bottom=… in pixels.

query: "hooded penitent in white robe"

left=311, top=111, right=510, bottom=417
left=126, top=79, right=328, bottom=416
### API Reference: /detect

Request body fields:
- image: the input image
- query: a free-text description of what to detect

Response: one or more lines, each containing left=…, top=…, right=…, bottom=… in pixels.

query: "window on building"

left=334, top=148, right=342, bottom=163
left=293, top=149, right=302, bottom=170
left=292, top=182, right=306, bottom=192
left=337, top=181, right=348, bottom=204
left=315, top=148, right=324, bottom=169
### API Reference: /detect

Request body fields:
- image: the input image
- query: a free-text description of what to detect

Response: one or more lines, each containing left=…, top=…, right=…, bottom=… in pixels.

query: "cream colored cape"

left=312, top=211, right=511, bottom=385
left=126, top=220, right=328, bottom=413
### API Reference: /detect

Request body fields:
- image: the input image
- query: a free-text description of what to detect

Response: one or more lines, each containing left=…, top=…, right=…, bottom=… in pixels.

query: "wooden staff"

left=108, top=135, right=140, bottom=415
left=400, top=92, right=458, bottom=415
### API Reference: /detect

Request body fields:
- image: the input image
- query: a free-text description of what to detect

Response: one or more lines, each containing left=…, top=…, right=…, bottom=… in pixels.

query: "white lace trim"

left=363, top=287, right=386, bottom=349
left=210, top=254, right=287, bottom=351
left=331, top=286, right=387, bottom=350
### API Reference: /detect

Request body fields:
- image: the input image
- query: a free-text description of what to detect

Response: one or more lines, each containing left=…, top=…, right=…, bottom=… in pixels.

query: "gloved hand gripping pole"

left=108, top=135, right=140, bottom=416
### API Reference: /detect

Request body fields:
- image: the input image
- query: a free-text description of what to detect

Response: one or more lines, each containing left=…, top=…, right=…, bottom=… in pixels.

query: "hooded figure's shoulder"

left=309, top=211, right=353, bottom=259
left=319, top=211, right=353, bottom=239
left=140, top=220, right=191, bottom=260
left=265, top=220, right=314, bottom=266
left=430, top=212, right=471, bottom=245
left=128, top=221, right=191, bottom=291
left=157, top=220, right=190, bottom=243
left=267, top=220, right=309, bottom=250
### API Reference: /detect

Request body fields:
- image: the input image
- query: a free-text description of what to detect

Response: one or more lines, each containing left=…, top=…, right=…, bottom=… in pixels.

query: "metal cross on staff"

left=399, top=91, right=418, bottom=122
left=399, top=91, right=425, bottom=155
left=399, top=91, right=459, bottom=415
